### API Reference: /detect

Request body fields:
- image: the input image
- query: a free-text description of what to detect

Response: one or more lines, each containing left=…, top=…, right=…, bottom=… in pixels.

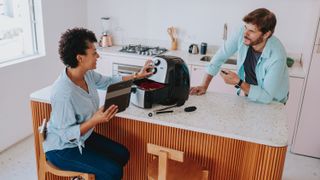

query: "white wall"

left=87, top=0, right=320, bottom=69
left=0, top=0, right=87, bottom=152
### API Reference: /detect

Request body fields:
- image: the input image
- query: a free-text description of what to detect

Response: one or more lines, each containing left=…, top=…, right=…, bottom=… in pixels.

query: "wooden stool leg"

left=158, top=151, right=168, bottom=180
left=38, top=156, right=46, bottom=180
left=38, top=166, right=45, bottom=180
left=201, top=170, right=209, bottom=180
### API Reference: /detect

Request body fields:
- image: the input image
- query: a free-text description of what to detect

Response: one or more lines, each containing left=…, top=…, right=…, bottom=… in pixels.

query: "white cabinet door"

left=190, top=65, right=235, bottom=95
left=292, top=45, right=320, bottom=158
left=285, top=77, right=304, bottom=145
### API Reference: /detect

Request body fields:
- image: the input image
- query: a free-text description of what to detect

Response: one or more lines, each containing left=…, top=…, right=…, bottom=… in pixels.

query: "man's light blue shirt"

left=43, top=69, right=122, bottom=153
left=207, top=26, right=289, bottom=104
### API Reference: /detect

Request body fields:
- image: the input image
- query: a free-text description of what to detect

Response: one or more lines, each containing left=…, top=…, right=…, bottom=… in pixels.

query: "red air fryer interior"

left=136, top=79, right=166, bottom=91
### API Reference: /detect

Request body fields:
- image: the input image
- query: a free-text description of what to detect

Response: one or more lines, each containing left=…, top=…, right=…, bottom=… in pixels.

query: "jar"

left=200, top=42, right=207, bottom=55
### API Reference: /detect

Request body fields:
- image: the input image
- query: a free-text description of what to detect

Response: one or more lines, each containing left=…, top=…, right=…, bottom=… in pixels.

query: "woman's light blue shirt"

left=43, top=69, right=122, bottom=153
left=206, top=26, right=289, bottom=104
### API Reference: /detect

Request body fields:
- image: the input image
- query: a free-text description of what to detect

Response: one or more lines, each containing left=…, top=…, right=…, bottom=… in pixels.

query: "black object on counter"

left=148, top=110, right=174, bottom=117
left=200, top=42, right=207, bottom=55
left=184, top=106, right=197, bottom=112
left=200, top=55, right=212, bottom=62
left=156, top=110, right=174, bottom=114
left=131, top=55, right=190, bottom=108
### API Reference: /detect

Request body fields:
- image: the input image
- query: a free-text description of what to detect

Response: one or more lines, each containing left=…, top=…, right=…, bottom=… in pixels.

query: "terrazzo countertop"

left=30, top=86, right=288, bottom=147
left=98, top=46, right=305, bottom=78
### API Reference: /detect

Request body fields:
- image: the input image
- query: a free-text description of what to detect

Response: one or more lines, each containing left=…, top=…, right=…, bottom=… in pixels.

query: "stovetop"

left=119, top=44, right=167, bottom=56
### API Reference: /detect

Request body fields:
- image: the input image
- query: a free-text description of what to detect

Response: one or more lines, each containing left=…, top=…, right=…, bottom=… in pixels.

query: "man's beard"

left=244, top=35, right=264, bottom=46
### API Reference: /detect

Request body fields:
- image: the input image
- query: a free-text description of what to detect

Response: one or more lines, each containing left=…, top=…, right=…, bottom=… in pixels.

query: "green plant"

left=286, top=57, right=294, bottom=67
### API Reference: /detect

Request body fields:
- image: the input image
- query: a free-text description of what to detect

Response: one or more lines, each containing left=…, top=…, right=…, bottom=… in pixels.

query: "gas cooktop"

left=119, top=44, right=167, bottom=56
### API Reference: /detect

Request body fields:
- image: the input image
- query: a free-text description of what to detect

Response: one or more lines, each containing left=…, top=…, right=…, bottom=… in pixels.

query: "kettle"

left=188, top=44, right=199, bottom=54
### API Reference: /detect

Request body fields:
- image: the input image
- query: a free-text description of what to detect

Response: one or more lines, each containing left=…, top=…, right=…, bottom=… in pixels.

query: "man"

left=190, top=8, right=289, bottom=104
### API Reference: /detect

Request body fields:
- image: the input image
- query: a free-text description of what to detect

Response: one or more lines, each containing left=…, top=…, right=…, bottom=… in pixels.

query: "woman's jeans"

left=46, top=132, right=130, bottom=180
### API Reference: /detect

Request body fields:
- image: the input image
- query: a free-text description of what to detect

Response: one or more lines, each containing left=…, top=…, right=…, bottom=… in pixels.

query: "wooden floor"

left=31, top=101, right=287, bottom=180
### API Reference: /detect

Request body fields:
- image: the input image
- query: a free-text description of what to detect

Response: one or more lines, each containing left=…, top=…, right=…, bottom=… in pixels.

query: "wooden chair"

left=38, top=119, right=95, bottom=180
left=147, top=143, right=209, bottom=180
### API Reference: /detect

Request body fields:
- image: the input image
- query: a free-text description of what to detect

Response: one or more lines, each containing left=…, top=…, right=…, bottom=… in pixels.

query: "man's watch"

left=234, top=79, right=243, bottom=89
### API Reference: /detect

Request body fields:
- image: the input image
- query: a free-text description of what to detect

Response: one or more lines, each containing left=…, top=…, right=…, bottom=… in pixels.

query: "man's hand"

left=190, top=73, right=213, bottom=95
left=190, top=86, right=207, bottom=95
left=219, top=69, right=240, bottom=85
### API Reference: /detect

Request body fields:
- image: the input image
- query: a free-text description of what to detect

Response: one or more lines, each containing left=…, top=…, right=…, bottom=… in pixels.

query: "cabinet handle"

left=317, top=44, right=320, bottom=54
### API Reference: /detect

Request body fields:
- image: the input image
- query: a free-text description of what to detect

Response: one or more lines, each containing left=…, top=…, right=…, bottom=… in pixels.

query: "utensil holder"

left=171, top=40, right=177, bottom=50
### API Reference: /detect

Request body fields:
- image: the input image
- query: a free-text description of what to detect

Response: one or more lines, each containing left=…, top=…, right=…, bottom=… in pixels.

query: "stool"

left=147, top=143, right=209, bottom=180
left=38, top=119, right=95, bottom=180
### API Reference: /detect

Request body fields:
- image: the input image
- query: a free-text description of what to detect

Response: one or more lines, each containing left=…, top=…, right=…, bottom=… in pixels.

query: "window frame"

left=0, top=0, right=45, bottom=68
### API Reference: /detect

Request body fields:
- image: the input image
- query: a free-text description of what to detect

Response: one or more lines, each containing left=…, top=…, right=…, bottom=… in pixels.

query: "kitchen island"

left=30, top=86, right=288, bottom=180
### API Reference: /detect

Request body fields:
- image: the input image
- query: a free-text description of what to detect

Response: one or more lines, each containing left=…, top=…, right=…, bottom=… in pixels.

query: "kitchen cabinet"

left=292, top=17, right=320, bottom=158
left=285, top=77, right=304, bottom=145
left=190, top=65, right=235, bottom=95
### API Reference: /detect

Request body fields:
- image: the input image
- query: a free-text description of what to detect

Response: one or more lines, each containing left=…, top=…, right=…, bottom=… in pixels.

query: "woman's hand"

left=91, top=105, right=118, bottom=125
left=136, top=60, right=154, bottom=79
left=80, top=105, right=118, bottom=135
left=122, top=60, right=154, bottom=81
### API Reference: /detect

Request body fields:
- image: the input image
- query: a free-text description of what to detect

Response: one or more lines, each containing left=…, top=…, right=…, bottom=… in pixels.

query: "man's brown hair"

left=243, top=8, right=277, bottom=36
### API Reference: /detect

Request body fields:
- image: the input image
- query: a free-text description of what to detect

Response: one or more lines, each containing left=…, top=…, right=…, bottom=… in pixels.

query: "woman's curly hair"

left=59, top=28, right=97, bottom=68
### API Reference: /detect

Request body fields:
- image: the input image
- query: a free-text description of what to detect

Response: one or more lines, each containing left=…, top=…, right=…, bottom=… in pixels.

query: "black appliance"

left=130, top=55, right=190, bottom=108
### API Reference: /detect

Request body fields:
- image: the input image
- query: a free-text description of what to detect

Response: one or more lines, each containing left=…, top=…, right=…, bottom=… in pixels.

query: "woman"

left=43, top=28, right=153, bottom=180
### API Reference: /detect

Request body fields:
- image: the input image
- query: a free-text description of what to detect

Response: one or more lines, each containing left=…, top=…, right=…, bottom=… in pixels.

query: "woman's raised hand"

left=92, top=105, right=118, bottom=125
left=137, top=60, right=154, bottom=79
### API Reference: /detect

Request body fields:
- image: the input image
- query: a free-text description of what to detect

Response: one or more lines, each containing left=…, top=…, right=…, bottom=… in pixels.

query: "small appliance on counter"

left=100, top=17, right=113, bottom=47
left=130, top=55, right=190, bottom=108
left=188, top=44, right=199, bottom=54
left=200, top=42, right=207, bottom=55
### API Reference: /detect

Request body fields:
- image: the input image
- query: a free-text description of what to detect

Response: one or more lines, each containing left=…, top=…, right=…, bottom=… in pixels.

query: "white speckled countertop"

left=97, top=46, right=305, bottom=79
left=30, top=86, right=288, bottom=147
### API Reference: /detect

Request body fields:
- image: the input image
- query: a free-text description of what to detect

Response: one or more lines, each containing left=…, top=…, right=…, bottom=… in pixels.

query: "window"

left=0, top=0, right=44, bottom=66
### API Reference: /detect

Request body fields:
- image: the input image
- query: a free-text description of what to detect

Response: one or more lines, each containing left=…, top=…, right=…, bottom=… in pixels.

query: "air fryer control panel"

left=148, top=57, right=168, bottom=83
